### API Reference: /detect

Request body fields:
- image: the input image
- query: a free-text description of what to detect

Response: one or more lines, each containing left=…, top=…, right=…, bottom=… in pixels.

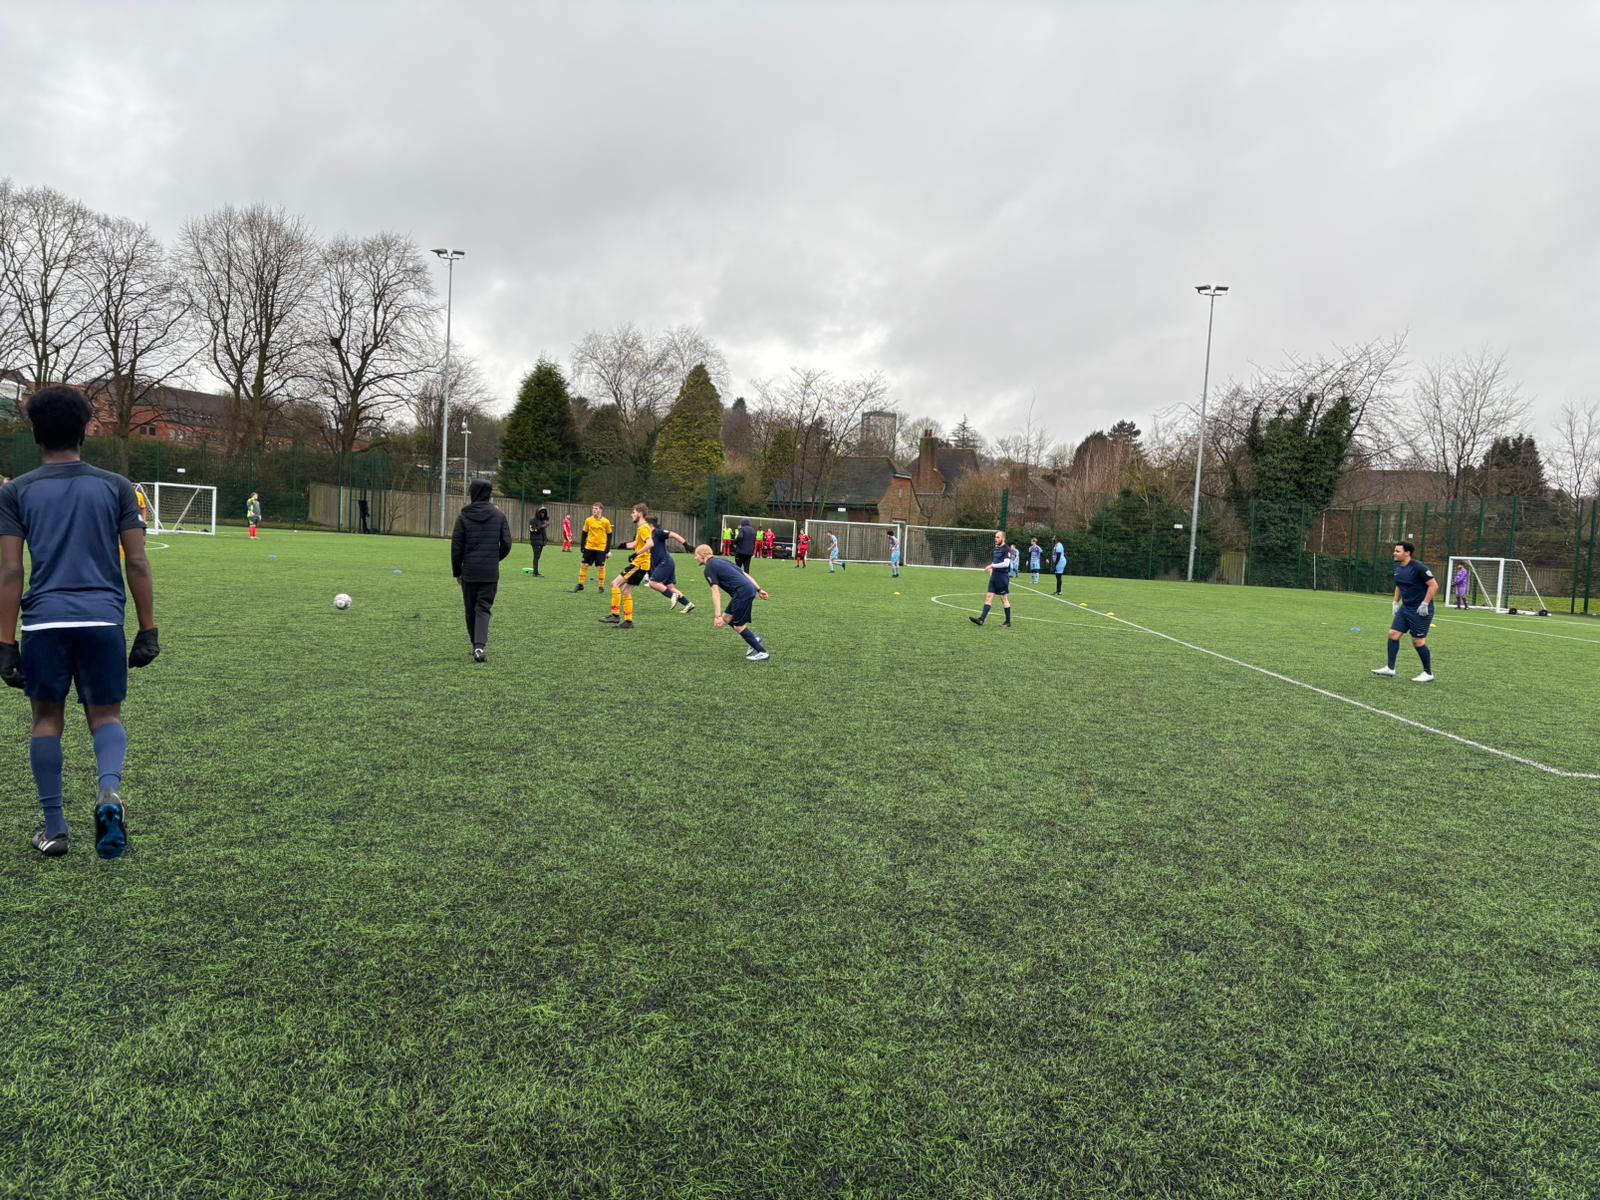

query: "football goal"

left=803, top=519, right=904, bottom=564
left=136, top=481, right=217, bottom=536
left=1445, top=556, right=1549, bottom=614
left=905, top=524, right=998, bottom=570
left=718, top=515, right=796, bottom=558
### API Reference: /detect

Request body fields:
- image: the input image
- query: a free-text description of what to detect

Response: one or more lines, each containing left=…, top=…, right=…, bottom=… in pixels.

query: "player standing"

left=1027, top=538, right=1042, bottom=583
left=247, top=491, right=262, bottom=539
left=733, top=518, right=757, bottom=571
left=561, top=512, right=573, bottom=553
left=693, top=545, right=771, bottom=661
left=1051, top=536, right=1068, bottom=594
left=601, top=504, right=652, bottom=629
left=888, top=531, right=901, bottom=577
left=573, top=502, right=612, bottom=592
left=765, top=527, right=777, bottom=559
left=1008, top=543, right=1020, bottom=579
left=968, top=530, right=1013, bottom=629
left=795, top=530, right=810, bottom=568
left=0, top=386, right=160, bottom=858
left=1453, top=562, right=1470, bottom=610
left=1373, top=541, right=1438, bottom=682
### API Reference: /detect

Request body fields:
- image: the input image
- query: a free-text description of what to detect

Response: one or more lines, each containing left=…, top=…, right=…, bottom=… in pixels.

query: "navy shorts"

left=650, top=558, right=677, bottom=588
left=988, top=569, right=1011, bottom=596
left=726, top=589, right=756, bottom=627
left=23, top=625, right=128, bottom=706
left=1391, top=608, right=1433, bottom=639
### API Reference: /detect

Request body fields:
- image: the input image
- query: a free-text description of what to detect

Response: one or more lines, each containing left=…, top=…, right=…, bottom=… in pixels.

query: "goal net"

left=718, top=514, right=796, bottom=558
left=136, top=481, right=217, bottom=536
left=803, top=519, right=904, bottom=563
left=905, top=524, right=998, bottom=570
left=1445, top=556, right=1548, bottom=614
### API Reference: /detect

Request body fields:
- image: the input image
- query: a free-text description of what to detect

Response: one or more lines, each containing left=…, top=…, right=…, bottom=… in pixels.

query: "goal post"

left=905, top=524, right=999, bottom=570
left=803, top=518, right=904, bottom=564
left=136, top=481, right=217, bottom=536
left=718, top=514, right=797, bottom=558
left=1445, top=556, right=1549, bottom=615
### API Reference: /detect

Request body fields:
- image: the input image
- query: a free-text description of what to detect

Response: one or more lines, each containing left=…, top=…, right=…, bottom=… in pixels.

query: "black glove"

left=129, top=627, right=160, bottom=668
left=0, top=642, right=22, bottom=689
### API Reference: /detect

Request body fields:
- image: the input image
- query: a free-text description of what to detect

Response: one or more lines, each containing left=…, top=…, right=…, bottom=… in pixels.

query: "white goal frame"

left=719, top=514, right=796, bottom=558
left=1445, top=556, right=1548, bottom=615
left=136, top=481, right=217, bottom=536
left=803, top=519, right=905, bottom=564
left=905, top=524, right=1000, bottom=571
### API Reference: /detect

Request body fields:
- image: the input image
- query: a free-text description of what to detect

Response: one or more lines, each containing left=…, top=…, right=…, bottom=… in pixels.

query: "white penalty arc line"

left=1015, top=584, right=1600, bottom=781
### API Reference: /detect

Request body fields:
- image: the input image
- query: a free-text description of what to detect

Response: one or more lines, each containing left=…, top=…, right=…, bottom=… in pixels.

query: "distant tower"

left=859, top=409, right=897, bottom=456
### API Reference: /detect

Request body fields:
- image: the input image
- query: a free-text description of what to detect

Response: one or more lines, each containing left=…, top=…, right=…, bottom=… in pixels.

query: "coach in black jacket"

left=451, top=479, right=512, bottom=662
left=733, top=517, right=757, bottom=572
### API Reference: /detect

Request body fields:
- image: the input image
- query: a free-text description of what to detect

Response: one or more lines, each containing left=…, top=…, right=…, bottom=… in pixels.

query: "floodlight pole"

left=462, top=420, right=472, bottom=496
left=1187, top=284, right=1228, bottom=582
left=433, top=248, right=465, bottom=536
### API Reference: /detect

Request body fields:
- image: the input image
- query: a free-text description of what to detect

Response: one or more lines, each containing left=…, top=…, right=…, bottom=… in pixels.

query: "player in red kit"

left=764, top=528, right=776, bottom=559
left=561, top=513, right=573, bottom=552
left=795, top=531, right=810, bottom=567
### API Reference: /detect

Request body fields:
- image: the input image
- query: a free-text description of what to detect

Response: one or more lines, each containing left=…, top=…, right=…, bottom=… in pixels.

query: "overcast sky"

left=4, top=0, right=1597, bottom=448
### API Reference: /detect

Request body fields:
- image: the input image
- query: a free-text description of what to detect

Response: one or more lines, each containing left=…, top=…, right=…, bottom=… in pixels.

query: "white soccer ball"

left=333, top=593, right=352, bottom=610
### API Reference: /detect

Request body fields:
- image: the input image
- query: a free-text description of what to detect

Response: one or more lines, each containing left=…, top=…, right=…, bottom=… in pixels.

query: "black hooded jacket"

left=734, top=519, right=757, bottom=556
left=452, top=480, right=512, bottom=581
left=529, top=507, right=550, bottom=547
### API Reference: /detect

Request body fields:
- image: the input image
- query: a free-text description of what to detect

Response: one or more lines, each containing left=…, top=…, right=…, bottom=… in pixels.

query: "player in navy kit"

left=644, top=520, right=695, bottom=612
left=1373, top=541, right=1439, bottom=682
left=968, top=530, right=1013, bottom=628
left=693, top=544, right=771, bottom=660
left=0, top=387, right=160, bottom=858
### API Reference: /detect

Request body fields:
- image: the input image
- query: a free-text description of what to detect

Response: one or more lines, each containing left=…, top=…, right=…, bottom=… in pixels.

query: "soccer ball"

left=333, top=593, right=352, bottom=610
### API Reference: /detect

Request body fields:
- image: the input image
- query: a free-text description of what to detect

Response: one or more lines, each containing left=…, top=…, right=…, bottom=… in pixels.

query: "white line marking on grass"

left=929, top=592, right=1120, bottom=629
left=1015, top=584, right=1600, bottom=781
left=1436, top=617, right=1600, bottom=648
left=146, top=541, right=171, bottom=551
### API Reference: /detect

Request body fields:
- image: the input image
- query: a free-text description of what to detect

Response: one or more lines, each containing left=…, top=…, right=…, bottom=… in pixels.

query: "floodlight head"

left=431, top=248, right=448, bottom=256
left=1195, top=284, right=1210, bottom=293
left=1215, top=285, right=1229, bottom=294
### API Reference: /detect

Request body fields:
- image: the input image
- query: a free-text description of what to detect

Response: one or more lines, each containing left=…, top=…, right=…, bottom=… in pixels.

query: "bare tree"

left=895, top=414, right=944, bottom=463
left=84, top=216, right=196, bottom=472
left=570, top=322, right=726, bottom=436
left=1551, top=398, right=1600, bottom=501
left=0, top=179, right=22, bottom=375
left=1406, top=349, right=1529, bottom=506
left=0, top=183, right=102, bottom=388
left=313, top=232, right=437, bottom=455
left=993, top=396, right=1053, bottom=477
left=408, top=352, right=490, bottom=464
left=178, top=204, right=319, bottom=452
left=754, top=367, right=888, bottom=514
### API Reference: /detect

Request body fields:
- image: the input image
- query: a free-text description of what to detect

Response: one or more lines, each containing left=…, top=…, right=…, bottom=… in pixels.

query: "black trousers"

left=531, top=542, right=546, bottom=573
left=1054, top=571, right=1064, bottom=593
left=734, top=553, right=752, bottom=572
left=462, top=580, right=498, bottom=648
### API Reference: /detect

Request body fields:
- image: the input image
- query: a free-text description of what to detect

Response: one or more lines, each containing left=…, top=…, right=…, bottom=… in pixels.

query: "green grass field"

left=3, top=527, right=1598, bottom=1199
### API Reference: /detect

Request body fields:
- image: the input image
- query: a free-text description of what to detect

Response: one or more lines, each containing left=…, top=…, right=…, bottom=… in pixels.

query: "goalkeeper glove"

left=1392, top=600, right=1401, bottom=615
left=129, top=627, right=161, bottom=668
left=0, top=642, right=21, bottom=689
left=1416, top=601, right=1432, bottom=618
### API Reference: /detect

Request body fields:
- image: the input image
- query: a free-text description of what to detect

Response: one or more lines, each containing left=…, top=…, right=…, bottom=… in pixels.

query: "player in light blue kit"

left=888, top=531, right=900, bottom=578
left=1027, top=538, right=1042, bottom=584
left=1373, top=541, right=1438, bottom=682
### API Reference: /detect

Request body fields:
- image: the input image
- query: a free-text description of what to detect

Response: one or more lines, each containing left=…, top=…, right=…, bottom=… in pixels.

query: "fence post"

left=1506, top=494, right=1519, bottom=561
left=999, top=487, right=1010, bottom=531
left=291, top=447, right=299, bottom=532
left=1372, top=505, right=1384, bottom=592
left=1585, top=497, right=1599, bottom=616
left=1570, top=499, right=1585, bottom=615
left=1419, top=502, right=1430, bottom=566
left=1474, top=498, right=1487, bottom=555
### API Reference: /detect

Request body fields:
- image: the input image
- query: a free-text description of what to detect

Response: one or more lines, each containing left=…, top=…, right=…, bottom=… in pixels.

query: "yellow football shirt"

left=582, top=516, right=612, bottom=551
left=632, top=521, right=653, bottom=570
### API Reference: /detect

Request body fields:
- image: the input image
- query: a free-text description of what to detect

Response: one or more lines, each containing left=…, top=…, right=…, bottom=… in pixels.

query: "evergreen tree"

left=950, top=414, right=984, bottom=450
left=722, top=396, right=754, bottom=459
left=653, top=364, right=726, bottom=504
left=581, top=403, right=631, bottom=467
left=498, top=359, right=580, bottom=495
left=1480, top=433, right=1547, bottom=498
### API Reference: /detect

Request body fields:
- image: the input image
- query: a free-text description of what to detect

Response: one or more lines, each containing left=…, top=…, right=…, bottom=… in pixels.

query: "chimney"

left=915, top=429, right=939, bottom=493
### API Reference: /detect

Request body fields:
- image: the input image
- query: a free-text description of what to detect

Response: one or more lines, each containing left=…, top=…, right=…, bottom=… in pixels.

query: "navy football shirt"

left=0, top=462, right=143, bottom=628
left=703, top=556, right=756, bottom=597
left=1393, top=560, right=1435, bottom=607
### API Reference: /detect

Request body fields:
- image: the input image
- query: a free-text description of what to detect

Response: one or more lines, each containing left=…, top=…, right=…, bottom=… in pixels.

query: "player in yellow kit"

left=601, top=504, right=651, bottom=629
left=572, top=502, right=613, bottom=592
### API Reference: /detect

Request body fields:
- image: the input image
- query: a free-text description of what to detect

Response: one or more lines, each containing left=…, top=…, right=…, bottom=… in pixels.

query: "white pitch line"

left=1015, top=584, right=1600, bottom=781
left=929, top=592, right=1120, bottom=630
left=1434, top=616, right=1600, bottom=648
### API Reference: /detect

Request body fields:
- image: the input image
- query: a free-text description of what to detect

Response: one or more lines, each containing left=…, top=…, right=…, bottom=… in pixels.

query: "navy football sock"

left=92, top=722, right=128, bottom=793
left=739, top=628, right=762, bottom=651
left=980, top=604, right=991, bottom=621
left=1417, top=644, right=1432, bottom=673
left=1003, top=608, right=1011, bottom=625
left=1387, top=639, right=1400, bottom=668
left=31, top=736, right=66, bottom=838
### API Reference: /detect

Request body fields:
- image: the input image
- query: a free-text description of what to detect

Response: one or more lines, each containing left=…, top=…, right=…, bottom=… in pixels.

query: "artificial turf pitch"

left=2, top=527, right=1597, bottom=1199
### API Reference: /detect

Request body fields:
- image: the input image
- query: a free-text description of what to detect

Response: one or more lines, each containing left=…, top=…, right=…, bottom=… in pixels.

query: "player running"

left=1373, top=540, right=1438, bottom=682
left=968, top=530, right=1013, bottom=629
left=0, top=386, right=160, bottom=859
left=693, top=544, right=771, bottom=661
left=643, top=519, right=696, bottom=612
left=573, top=502, right=612, bottom=592
left=827, top=531, right=846, bottom=572
left=795, top=530, right=810, bottom=568
left=889, top=531, right=901, bottom=577
left=602, top=504, right=652, bottom=629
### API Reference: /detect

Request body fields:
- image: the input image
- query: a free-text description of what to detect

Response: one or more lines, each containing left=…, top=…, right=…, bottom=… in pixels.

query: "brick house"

left=768, top=455, right=914, bottom=523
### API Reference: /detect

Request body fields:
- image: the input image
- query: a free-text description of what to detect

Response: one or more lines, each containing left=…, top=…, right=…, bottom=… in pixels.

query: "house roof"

left=769, top=455, right=908, bottom=506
